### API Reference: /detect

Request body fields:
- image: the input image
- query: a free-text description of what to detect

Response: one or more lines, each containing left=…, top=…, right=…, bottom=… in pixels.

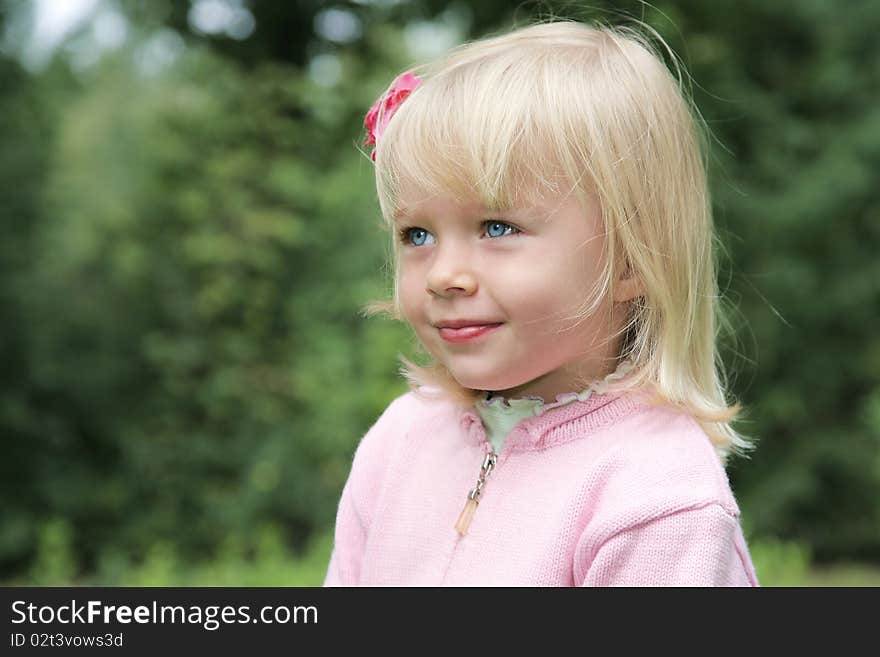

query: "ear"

left=613, top=269, right=645, bottom=303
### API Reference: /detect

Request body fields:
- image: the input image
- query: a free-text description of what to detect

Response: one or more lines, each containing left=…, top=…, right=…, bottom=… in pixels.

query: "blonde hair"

left=361, top=19, right=754, bottom=462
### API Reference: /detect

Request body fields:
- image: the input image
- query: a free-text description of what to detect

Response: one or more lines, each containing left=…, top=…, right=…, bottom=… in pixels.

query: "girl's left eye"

left=484, top=220, right=519, bottom=238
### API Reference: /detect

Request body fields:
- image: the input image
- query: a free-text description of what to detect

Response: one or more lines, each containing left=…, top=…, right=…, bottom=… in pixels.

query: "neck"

left=487, top=356, right=627, bottom=402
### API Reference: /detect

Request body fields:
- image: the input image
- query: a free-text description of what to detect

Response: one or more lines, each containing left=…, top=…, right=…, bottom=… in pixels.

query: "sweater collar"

left=460, top=360, right=645, bottom=452
left=461, top=388, right=645, bottom=452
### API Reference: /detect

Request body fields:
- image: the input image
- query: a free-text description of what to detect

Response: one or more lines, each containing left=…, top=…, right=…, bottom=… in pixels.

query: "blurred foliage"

left=0, top=0, right=878, bottom=585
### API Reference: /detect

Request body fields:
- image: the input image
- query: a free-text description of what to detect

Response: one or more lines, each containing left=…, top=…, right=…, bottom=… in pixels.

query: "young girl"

left=324, top=19, right=760, bottom=586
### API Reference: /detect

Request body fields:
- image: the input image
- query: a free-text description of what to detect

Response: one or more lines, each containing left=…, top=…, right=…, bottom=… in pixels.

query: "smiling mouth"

left=438, top=323, right=503, bottom=343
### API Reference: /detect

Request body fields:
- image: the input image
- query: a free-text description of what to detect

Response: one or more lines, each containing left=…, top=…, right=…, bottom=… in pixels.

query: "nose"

left=425, top=244, right=477, bottom=297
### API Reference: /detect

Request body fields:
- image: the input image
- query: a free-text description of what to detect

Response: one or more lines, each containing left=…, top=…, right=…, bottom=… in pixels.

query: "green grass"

left=6, top=520, right=331, bottom=587
left=803, top=563, right=880, bottom=587
left=749, top=537, right=880, bottom=586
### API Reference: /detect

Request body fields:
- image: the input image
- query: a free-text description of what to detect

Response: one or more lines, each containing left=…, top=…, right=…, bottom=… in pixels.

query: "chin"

left=445, top=366, right=526, bottom=393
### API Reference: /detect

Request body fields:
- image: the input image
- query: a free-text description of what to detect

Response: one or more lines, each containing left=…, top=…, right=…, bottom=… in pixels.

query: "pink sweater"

left=323, top=387, right=759, bottom=586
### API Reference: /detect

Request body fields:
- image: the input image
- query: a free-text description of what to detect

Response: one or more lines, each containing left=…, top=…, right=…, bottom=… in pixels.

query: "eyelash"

left=397, top=221, right=521, bottom=246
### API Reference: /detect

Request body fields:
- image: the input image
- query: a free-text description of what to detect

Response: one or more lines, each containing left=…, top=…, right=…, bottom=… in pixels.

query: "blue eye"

left=485, top=221, right=518, bottom=238
left=398, top=221, right=519, bottom=247
left=399, top=227, right=435, bottom=246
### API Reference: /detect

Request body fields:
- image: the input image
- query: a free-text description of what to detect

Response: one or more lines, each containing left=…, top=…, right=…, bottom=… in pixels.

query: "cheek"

left=497, top=254, right=589, bottom=321
left=397, top=266, right=426, bottom=324
left=501, top=261, right=606, bottom=348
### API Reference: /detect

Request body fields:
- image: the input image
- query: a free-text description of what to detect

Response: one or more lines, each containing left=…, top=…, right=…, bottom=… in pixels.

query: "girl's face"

left=394, top=187, right=637, bottom=400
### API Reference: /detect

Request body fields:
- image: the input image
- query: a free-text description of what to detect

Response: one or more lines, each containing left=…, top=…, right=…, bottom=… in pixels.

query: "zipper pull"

left=455, top=447, right=497, bottom=536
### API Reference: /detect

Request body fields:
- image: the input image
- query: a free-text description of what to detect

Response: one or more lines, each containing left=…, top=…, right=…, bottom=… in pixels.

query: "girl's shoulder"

left=379, top=386, right=457, bottom=423
left=571, top=404, right=747, bottom=559
left=344, top=389, right=458, bottom=494
left=587, top=403, right=741, bottom=518
left=355, top=387, right=456, bottom=452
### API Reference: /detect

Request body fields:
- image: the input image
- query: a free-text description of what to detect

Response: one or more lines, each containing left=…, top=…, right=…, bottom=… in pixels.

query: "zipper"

left=454, top=441, right=497, bottom=536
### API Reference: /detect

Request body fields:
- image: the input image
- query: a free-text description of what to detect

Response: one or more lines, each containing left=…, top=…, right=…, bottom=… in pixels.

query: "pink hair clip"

left=364, top=70, right=423, bottom=162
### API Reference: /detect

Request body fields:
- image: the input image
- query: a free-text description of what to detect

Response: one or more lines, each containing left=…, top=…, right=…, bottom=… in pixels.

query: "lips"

left=437, top=322, right=503, bottom=343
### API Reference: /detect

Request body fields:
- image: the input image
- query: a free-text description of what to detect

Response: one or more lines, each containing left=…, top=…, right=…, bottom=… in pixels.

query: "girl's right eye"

left=398, top=227, right=435, bottom=247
